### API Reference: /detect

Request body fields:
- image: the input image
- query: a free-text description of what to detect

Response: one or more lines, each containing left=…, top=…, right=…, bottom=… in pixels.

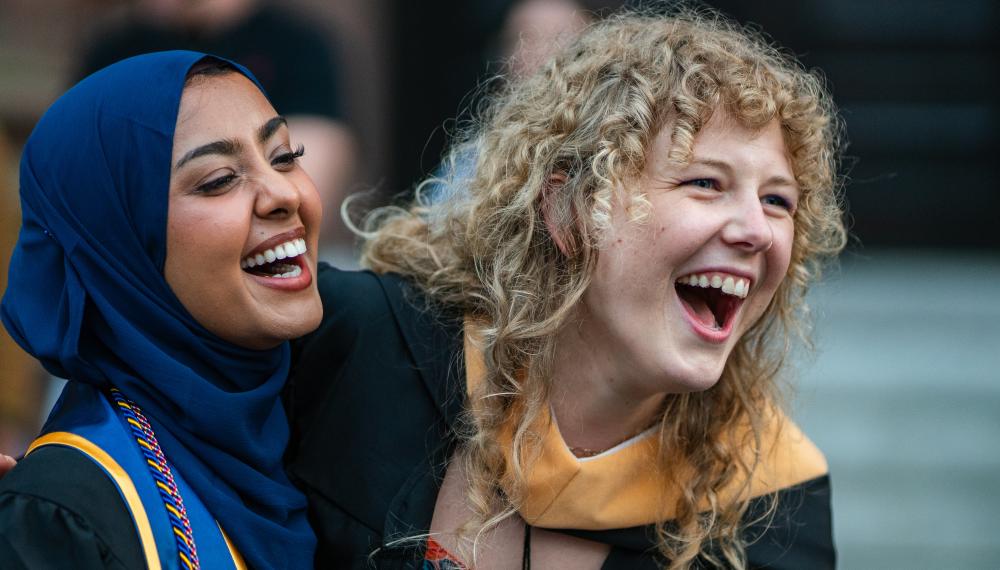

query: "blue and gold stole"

left=27, top=382, right=245, bottom=570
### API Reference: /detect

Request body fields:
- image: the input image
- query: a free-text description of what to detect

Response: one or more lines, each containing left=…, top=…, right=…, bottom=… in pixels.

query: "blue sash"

left=27, top=382, right=245, bottom=570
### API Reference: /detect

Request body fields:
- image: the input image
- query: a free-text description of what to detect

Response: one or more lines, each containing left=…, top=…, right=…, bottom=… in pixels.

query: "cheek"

left=771, top=221, right=795, bottom=272
left=165, top=200, right=250, bottom=292
left=175, top=218, right=241, bottom=262
left=759, top=222, right=795, bottom=301
left=294, top=173, right=323, bottom=232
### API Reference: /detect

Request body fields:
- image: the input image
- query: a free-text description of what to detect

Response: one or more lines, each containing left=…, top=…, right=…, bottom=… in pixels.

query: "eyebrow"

left=688, top=158, right=798, bottom=189
left=173, top=116, right=288, bottom=171
left=258, top=116, right=287, bottom=144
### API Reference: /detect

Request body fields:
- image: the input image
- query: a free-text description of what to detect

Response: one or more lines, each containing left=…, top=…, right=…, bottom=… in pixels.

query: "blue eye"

left=685, top=178, right=718, bottom=190
left=762, top=194, right=794, bottom=211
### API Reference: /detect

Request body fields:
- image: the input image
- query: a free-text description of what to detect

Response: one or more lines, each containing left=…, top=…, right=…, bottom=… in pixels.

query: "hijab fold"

left=1, top=51, right=315, bottom=570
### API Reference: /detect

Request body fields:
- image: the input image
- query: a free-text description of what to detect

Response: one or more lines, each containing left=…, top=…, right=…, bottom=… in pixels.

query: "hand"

left=0, top=453, right=16, bottom=478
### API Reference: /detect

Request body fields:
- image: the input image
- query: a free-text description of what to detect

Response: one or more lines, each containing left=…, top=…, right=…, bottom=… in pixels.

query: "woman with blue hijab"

left=0, top=51, right=322, bottom=569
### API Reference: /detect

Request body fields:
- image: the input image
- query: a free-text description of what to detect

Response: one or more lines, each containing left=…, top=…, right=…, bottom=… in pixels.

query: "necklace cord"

left=522, top=523, right=531, bottom=570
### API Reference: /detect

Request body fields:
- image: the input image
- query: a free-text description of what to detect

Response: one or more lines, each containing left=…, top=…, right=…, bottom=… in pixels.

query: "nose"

left=721, top=194, right=773, bottom=253
left=253, top=170, right=301, bottom=220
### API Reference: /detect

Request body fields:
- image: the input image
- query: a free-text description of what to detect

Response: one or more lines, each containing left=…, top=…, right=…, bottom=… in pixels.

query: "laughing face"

left=165, top=72, right=323, bottom=350
left=577, top=111, right=798, bottom=395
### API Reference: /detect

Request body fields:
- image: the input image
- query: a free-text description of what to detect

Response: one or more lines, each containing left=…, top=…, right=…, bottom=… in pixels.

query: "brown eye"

left=196, top=173, right=237, bottom=194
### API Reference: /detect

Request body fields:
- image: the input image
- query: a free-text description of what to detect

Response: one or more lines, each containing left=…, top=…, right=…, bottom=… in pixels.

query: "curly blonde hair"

left=355, top=6, right=845, bottom=568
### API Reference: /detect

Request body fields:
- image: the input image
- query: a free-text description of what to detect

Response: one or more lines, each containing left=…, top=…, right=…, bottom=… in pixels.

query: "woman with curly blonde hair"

left=285, top=7, right=845, bottom=569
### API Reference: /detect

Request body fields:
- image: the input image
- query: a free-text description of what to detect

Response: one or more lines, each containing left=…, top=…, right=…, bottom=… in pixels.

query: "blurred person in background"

left=424, top=0, right=592, bottom=204
left=77, top=0, right=357, bottom=251
left=501, top=0, right=590, bottom=79
left=0, top=126, right=39, bottom=460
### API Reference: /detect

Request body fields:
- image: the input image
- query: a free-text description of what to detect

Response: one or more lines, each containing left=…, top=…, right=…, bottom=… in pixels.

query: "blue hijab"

left=1, top=51, right=315, bottom=569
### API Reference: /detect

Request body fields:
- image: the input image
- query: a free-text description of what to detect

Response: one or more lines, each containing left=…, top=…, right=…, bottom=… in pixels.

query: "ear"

left=540, top=172, right=575, bottom=257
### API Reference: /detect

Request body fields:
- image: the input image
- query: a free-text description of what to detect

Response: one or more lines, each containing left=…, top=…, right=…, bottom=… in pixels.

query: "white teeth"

left=677, top=273, right=751, bottom=299
left=242, top=238, right=308, bottom=270
left=274, top=265, right=302, bottom=279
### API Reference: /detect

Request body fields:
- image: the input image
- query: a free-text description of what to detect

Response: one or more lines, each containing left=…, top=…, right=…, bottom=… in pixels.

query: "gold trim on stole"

left=27, top=432, right=162, bottom=570
left=220, top=526, right=247, bottom=569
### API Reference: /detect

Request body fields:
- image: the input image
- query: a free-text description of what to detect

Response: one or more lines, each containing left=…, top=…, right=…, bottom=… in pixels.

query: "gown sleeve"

left=744, top=475, right=836, bottom=569
left=0, top=446, right=144, bottom=570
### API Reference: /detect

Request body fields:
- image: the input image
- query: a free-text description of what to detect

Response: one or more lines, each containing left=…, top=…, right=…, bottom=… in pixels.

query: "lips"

left=240, top=227, right=312, bottom=290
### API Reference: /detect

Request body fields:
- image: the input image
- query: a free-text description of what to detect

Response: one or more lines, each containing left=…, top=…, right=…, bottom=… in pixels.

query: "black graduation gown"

left=0, top=446, right=144, bottom=569
left=284, top=264, right=837, bottom=569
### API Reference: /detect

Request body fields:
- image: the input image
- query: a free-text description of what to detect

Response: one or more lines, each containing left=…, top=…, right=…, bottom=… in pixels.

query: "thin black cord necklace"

left=522, top=523, right=532, bottom=570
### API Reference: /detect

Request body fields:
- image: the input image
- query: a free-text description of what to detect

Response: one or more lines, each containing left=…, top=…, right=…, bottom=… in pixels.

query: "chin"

left=285, top=295, right=323, bottom=336
left=239, top=296, right=322, bottom=349
left=673, top=374, right=723, bottom=394
left=659, top=358, right=728, bottom=394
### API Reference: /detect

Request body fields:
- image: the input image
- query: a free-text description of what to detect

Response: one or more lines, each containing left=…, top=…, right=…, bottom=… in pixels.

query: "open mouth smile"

left=241, top=237, right=307, bottom=278
left=674, top=271, right=751, bottom=342
left=240, top=229, right=312, bottom=290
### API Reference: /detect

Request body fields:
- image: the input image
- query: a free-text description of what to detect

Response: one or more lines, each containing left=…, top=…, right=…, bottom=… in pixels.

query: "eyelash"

left=195, top=173, right=236, bottom=194
left=193, top=145, right=306, bottom=194
left=684, top=178, right=718, bottom=190
left=273, top=145, right=305, bottom=168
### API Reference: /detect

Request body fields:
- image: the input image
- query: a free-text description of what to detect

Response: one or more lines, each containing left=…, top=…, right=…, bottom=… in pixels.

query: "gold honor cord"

left=27, top=433, right=247, bottom=569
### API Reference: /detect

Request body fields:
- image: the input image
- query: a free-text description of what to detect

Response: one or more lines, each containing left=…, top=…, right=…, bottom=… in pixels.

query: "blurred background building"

left=1, top=0, right=997, bottom=567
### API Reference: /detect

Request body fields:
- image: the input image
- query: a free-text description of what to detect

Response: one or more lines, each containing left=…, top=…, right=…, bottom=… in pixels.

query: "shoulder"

left=285, top=268, right=464, bottom=562
left=744, top=474, right=836, bottom=569
left=296, top=264, right=453, bottom=355
left=0, top=445, right=142, bottom=569
left=287, top=265, right=463, bottom=429
left=287, top=266, right=408, bottom=457
left=286, top=263, right=461, bottom=452
left=291, top=265, right=417, bottom=367
left=315, top=263, right=393, bottom=317
left=750, top=410, right=829, bottom=497
left=742, top=412, right=835, bottom=568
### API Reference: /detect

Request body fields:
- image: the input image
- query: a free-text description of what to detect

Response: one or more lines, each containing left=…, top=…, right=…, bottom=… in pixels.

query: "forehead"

left=697, top=114, right=788, bottom=156
left=655, top=111, right=795, bottom=178
left=173, top=73, right=274, bottom=139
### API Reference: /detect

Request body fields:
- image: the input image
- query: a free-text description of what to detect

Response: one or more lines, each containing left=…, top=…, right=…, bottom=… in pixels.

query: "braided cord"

left=110, top=388, right=200, bottom=570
